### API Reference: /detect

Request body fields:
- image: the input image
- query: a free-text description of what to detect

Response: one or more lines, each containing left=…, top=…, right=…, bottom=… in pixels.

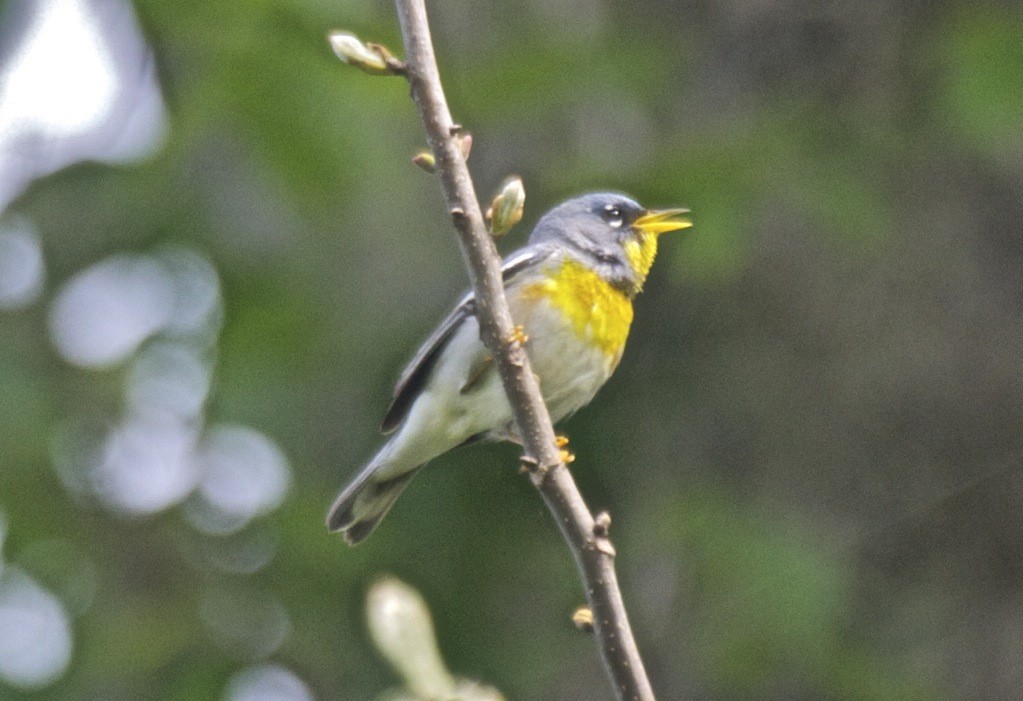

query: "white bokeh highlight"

left=158, top=247, right=222, bottom=337
left=48, top=246, right=291, bottom=527
left=0, top=0, right=167, bottom=211
left=92, top=417, right=199, bottom=514
left=126, top=343, right=213, bottom=421
left=195, top=425, right=291, bottom=529
left=223, top=665, right=313, bottom=701
left=0, top=569, right=73, bottom=690
left=0, top=219, right=44, bottom=308
left=0, top=0, right=117, bottom=137
left=49, top=255, right=177, bottom=368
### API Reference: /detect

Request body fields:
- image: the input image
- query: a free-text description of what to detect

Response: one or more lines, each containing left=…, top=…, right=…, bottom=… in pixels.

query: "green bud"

left=367, top=577, right=455, bottom=698
left=413, top=132, right=470, bottom=174
left=412, top=151, right=437, bottom=173
left=485, top=176, right=525, bottom=237
left=328, top=31, right=392, bottom=75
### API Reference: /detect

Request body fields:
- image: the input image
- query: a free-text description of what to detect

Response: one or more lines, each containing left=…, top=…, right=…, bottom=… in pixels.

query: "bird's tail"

left=326, top=449, right=420, bottom=545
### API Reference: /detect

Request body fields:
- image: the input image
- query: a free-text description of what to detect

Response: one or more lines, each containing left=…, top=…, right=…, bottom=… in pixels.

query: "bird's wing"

left=380, top=247, right=550, bottom=433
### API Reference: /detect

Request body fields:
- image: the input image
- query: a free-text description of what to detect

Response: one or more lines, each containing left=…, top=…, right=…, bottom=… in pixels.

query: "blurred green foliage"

left=2, top=0, right=1023, bottom=699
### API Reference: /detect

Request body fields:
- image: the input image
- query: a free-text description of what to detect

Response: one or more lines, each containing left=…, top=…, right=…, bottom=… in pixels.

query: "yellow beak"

left=632, top=208, right=693, bottom=237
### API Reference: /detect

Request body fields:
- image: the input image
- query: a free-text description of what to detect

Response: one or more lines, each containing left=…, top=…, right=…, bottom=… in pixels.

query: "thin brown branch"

left=391, top=2, right=656, bottom=699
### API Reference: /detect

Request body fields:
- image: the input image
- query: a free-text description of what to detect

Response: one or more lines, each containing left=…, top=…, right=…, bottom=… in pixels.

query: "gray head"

left=528, top=192, right=691, bottom=295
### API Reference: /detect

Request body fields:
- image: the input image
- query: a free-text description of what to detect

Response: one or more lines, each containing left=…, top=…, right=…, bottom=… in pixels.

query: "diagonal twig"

left=390, top=2, right=656, bottom=699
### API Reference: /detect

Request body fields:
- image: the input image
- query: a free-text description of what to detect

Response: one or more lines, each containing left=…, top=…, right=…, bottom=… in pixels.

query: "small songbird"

left=327, top=193, right=691, bottom=544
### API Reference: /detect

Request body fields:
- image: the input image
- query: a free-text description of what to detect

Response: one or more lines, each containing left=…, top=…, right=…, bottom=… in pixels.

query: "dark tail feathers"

left=326, top=465, right=418, bottom=545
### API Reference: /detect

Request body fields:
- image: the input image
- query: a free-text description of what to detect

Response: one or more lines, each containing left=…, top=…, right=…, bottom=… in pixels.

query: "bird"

left=327, top=192, right=691, bottom=544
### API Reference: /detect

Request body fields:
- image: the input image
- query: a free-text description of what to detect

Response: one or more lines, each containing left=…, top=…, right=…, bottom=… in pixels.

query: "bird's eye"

left=602, top=204, right=624, bottom=228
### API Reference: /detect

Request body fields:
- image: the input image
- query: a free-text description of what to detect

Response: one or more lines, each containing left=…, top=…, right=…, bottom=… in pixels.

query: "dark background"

left=1, top=0, right=1022, bottom=698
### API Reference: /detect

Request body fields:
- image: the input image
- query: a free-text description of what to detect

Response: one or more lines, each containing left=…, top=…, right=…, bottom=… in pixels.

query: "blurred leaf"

left=939, top=8, right=1023, bottom=155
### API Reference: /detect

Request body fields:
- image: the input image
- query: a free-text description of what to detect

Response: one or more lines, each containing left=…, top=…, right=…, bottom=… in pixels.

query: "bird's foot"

left=508, top=325, right=528, bottom=345
left=559, top=448, right=575, bottom=464
left=555, top=434, right=570, bottom=448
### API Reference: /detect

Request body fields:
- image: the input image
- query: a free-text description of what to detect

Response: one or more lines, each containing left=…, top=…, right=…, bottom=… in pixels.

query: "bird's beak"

left=633, top=208, right=693, bottom=237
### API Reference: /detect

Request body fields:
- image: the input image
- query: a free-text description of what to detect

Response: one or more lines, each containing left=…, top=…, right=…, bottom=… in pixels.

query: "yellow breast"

left=522, top=259, right=634, bottom=360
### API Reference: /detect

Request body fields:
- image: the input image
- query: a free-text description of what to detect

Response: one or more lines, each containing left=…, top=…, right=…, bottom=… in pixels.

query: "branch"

left=390, top=3, right=656, bottom=699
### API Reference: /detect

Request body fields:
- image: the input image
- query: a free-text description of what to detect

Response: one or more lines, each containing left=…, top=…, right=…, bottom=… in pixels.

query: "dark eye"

left=602, top=204, right=624, bottom=228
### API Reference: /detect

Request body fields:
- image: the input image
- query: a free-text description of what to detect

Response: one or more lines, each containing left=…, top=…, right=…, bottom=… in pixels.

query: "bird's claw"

left=555, top=435, right=569, bottom=448
left=508, top=325, right=528, bottom=345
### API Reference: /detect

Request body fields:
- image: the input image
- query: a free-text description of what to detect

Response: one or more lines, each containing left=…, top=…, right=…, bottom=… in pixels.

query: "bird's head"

left=528, top=192, right=692, bottom=295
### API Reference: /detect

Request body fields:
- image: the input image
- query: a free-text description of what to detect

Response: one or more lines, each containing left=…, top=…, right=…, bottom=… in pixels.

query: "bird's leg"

left=503, top=427, right=523, bottom=447
left=507, top=430, right=536, bottom=475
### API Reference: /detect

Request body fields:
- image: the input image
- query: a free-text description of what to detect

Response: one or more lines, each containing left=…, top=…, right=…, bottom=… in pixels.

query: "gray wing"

left=380, top=246, right=552, bottom=433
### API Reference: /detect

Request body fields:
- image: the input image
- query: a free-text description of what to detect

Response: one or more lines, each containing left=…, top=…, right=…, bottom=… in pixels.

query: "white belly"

left=382, top=296, right=619, bottom=472
left=519, top=296, right=618, bottom=423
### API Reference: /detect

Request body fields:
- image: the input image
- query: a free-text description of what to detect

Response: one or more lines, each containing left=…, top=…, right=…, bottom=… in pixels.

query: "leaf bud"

left=412, top=150, right=437, bottom=172
left=329, top=31, right=392, bottom=75
left=572, top=606, right=595, bottom=632
left=485, top=176, right=525, bottom=238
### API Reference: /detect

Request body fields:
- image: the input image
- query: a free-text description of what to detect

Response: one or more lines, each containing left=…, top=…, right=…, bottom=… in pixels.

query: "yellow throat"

left=623, top=232, right=659, bottom=290
left=521, top=206, right=689, bottom=362
left=522, top=238, right=663, bottom=360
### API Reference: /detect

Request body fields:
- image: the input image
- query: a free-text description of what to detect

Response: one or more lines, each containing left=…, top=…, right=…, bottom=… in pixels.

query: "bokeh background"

left=1, top=0, right=1022, bottom=698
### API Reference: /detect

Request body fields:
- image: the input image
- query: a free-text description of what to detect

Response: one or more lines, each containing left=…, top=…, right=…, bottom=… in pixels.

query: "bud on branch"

left=485, top=176, right=525, bottom=237
left=328, top=31, right=405, bottom=75
left=413, top=133, right=472, bottom=174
